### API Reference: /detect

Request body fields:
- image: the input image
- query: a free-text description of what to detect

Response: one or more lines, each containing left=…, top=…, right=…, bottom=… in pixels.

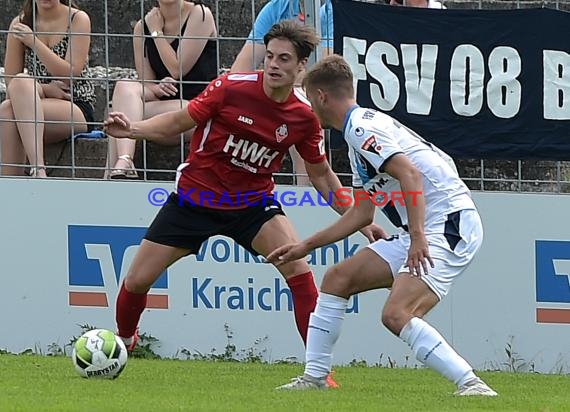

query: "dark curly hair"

left=263, top=19, right=320, bottom=61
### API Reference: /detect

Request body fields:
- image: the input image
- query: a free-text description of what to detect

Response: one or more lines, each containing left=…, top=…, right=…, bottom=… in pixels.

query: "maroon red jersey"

left=176, top=72, right=326, bottom=209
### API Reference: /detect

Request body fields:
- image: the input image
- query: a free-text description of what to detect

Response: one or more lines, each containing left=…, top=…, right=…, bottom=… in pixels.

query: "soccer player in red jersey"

left=104, top=20, right=383, bottom=387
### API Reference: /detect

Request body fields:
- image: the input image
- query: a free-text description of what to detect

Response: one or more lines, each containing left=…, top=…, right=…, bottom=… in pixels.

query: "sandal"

left=109, top=154, right=139, bottom=180
left=29, top=166, right=47, bottom=178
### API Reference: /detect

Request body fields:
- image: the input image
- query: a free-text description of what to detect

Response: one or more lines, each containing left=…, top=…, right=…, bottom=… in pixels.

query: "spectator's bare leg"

left=0, top=99, right=26, bottom=176
left=6, top=75, right=47, bottom=176
left=142, top=99, right=193, bottom=147
left=0, top=90, right=88, bottom=177
left=106, top=79, right=193, bottom=179
left=107, top=80, right=144, bottom=177
left=42, top=100, right=88, bottom=143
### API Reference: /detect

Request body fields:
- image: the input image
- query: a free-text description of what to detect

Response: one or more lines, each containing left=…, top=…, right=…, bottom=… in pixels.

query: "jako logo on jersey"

left=275, top=124, right=288, bottom=142
left=223, top=134, right=280, bottom=168
left=238, top=115, right=253, bottom=125
left=68, top=225, right=168, bottom=309
left=535, top=240, right=570, bottom=323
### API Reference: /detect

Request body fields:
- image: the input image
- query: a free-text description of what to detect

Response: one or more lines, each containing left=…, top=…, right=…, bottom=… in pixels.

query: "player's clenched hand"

left=406, top=235, right=434, bottom=277
left=104, top=112, right=132, bottom=139
left=266, top=243, right=310, bottom=266
left=360, top=223, right=389, bottom=243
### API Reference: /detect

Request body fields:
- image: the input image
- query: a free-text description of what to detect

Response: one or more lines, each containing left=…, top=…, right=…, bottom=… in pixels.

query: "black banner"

left=333, top=1, right=570, bottom=160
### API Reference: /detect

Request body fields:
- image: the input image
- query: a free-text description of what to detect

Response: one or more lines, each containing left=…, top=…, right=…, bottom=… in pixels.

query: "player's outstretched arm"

left=266, top=198, right=376, bottom=266
left=104, top=107, right=196, bottom=142
left=305, top=160, right=347, bottom=215
left=305, top=160, right=388, bottom=242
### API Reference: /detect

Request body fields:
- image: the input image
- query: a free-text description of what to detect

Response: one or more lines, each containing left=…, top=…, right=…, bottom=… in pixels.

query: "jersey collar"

left=343, top=104, right=360, bottom=135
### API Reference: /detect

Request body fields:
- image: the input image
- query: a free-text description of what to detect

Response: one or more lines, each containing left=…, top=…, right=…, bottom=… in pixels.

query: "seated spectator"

left=0, top=0, right=95, bottom=177
left=230, top=0, right=333, bottom=186
left=231, top=0, right=333, bottom=72
left=105, top=0, right=217, bottom=179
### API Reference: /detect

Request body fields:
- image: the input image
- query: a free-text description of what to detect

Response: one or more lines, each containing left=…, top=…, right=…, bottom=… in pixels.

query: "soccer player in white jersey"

left=267, top=54, right=497, bottom=396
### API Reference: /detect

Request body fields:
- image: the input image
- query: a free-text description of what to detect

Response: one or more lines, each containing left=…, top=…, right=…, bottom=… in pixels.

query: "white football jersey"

left=344, top=106, right=475, bottom=232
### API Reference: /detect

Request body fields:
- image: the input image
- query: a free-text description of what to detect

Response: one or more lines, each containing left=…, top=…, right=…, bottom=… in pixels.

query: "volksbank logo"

left=68, top=225, right=168, bottom=309
left=191, top=236, right=360, bottom=266
left=190, top=277, right=359, bottom=313
left=188, top=236, right=360, bottom=312
left=67, top=225, right=362, bottom=313
left=535, top=240, right=570, bottom=323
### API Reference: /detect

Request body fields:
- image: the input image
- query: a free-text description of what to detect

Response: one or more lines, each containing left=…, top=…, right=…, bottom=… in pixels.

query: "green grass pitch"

left=1, top=354, right=569, bottom=411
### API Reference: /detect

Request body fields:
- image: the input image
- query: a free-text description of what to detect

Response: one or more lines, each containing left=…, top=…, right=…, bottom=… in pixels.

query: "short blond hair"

left=303, top=54, right=355, bottom=98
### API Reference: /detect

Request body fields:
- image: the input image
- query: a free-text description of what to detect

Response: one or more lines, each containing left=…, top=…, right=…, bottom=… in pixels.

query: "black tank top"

left=143, top=4, right=217, bottom=100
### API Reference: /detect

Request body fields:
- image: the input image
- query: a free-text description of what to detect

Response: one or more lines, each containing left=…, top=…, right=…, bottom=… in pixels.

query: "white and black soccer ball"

left=72, top=329, right=128, bottom=379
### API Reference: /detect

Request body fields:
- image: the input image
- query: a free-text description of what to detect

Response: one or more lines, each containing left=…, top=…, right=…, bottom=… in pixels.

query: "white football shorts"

left=367, top=208, right=483, bottom=300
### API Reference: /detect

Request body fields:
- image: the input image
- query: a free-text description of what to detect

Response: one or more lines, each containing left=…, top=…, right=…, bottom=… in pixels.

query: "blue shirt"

left=246, top=0, right=333, bottom=49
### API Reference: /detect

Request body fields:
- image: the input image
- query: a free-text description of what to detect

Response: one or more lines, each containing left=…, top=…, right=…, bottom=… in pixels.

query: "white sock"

left=399, top=317, right=477, bottom=386
left=304, top=293, right=348, bottom=379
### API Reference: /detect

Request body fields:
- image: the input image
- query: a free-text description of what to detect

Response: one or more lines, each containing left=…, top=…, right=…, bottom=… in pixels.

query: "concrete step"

left=44, top=136, right=355, bottom=185
left=41, top=135, right=570, bottom=194
left=45, top=137, right=183, bottom=181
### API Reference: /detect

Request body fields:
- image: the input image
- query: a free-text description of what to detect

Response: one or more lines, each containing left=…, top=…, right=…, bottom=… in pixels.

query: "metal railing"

left=0, top=0, right=569, bottom=193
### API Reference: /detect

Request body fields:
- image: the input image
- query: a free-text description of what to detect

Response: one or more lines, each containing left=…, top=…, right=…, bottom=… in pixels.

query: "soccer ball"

left=72, top=329, right=128, bottom=379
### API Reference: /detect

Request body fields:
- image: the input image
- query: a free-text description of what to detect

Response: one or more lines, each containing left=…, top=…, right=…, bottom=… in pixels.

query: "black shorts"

left=144, top=193, right=286, bottom=255
left=74, top=100, right=95, bottom=132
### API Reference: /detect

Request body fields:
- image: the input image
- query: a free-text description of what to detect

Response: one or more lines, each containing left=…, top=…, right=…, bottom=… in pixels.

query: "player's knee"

left=381, top=306, right=407, bottom=335
left=279, top=259, right=311, bottom=279
left=123, top=273, right=152, bottom=294
left=321, top=265, right=353, bottom=296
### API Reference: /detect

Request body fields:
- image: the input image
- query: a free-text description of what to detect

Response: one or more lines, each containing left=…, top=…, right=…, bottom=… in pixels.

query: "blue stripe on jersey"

left=342, top=104, right=360, bottom=135
left=355, top=160, right=370, bottom=185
